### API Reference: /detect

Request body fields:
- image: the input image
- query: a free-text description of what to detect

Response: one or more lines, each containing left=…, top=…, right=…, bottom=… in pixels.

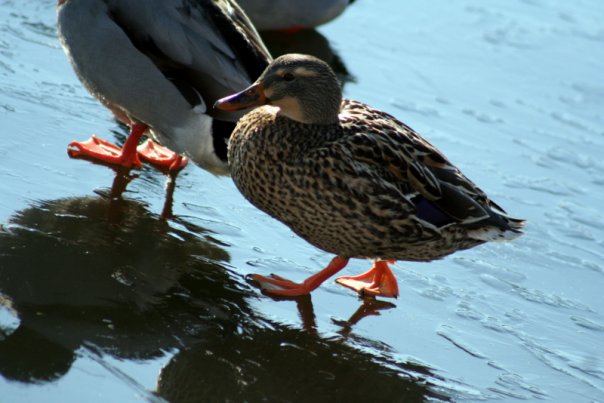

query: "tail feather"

left=468, top=216, right=525, bottom=242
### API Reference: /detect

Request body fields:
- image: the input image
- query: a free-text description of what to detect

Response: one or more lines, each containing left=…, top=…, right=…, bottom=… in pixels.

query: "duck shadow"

left=0, top=193, right=240, bottom=383
left=0, top=195, right=452, bottom=400
left=157, top=325, right=450, bottom=403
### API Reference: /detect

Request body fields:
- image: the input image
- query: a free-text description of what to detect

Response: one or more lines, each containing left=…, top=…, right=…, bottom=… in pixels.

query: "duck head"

left=215, top=54, right=342, bottom=125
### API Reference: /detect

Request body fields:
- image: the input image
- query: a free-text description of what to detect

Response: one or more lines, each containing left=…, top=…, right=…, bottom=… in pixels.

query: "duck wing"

left=336, top=100, right=520, bottom=231
left=106, top=0, right=271, bottom=116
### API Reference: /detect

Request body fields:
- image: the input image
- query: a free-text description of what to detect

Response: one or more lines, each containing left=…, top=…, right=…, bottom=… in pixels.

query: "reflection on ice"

left=0, top=195, right=232, bottom=383
left=1, top=0, right=604, bottom=400
left=157, top=327, right=451, bottom=402
left=0, top=195, right=460, bottom=400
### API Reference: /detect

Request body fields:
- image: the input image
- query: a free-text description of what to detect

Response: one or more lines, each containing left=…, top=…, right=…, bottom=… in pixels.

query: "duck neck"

left=300, top=86, right=342, bottom=125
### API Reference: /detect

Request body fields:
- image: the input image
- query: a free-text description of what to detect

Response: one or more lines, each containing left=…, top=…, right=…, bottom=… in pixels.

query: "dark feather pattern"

left=229, top=99, right=524, bottom=261
left=225, top=54, right=524, bottom=263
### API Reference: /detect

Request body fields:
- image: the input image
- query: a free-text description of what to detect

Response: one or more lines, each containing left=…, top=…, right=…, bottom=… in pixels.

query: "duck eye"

left=283, top=73, right=295, bottom=82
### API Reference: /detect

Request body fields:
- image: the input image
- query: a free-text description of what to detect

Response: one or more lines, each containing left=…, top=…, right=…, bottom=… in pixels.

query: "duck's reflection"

left=0, top=195, right=236, bottom=382
left=0, top=197, right=451, bottom=400
left=263, top=292, right=395, bottom=337
left=157, top=326, right=449, bottom=402
left=97, top=167, right=178, bottom=221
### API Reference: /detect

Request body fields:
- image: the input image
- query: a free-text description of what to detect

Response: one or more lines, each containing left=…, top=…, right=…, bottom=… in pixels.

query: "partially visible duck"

left=216, top=54, right=524, bottom=298
left=57, top=0, right=271, bottom=175
left=237, top=0, right=353, bottom=32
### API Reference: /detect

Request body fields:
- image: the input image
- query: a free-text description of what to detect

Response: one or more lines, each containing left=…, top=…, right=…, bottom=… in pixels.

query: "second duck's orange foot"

left=247, top=273, right=307, bottom=297
left=137, top=139, right=189, bottom=174
left=336, top=261, right=400, bottom=299
left=68, top=135, right=142, bottom=169
left=248, top=256, right=350, bottom=298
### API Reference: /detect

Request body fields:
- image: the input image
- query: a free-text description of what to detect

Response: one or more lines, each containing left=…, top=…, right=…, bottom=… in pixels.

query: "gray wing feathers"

left=109, top=0, right=253, bottom=91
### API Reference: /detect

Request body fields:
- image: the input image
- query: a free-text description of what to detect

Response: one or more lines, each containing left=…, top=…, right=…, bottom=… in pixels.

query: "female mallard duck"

left=215, top=54, right=524, bottom=298
left=57, top=0, right=271, bottom=175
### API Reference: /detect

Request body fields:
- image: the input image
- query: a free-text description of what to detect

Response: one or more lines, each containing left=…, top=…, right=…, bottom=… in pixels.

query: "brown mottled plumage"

left=215, top=54, right=524, bottom=299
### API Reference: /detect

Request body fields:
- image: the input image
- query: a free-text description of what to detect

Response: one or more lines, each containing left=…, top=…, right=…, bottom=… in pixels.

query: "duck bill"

left=214, top=82, right=268, bottom=112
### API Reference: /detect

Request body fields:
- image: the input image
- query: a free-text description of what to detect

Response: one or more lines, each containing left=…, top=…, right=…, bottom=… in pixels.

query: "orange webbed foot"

left=137, top=139, right=189, bottom=174
left=336, top=260, right=399, bottom=298
left=67, top=123, right=148, bottom=169
left=247, top=256, right=350, bottom=298
left=247, top=273, right=308, bottom=297
left=68, top=135, right=142, bottom=169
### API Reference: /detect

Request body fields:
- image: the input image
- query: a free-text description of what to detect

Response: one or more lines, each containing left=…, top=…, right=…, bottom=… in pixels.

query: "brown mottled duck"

left=215, top=54, right=524, bottom=299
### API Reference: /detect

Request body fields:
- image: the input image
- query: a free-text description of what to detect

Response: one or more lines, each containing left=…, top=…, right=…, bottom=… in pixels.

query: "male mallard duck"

left=215, top=54, right=524, bottom=298
left=57, top=0, right=271, bottom=175
left=237, top=0, right=353, bottom=32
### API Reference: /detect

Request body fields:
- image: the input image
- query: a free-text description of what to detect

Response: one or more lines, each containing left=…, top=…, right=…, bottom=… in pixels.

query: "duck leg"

left=68, top=123, right=188, bottom=175
left=68, top=123, right=146, bottom=169
left=137, top=140, right=189, bottom=174
left=248, top=256, right=349, bottom=297
left=336, top=261, right=399, bottom=298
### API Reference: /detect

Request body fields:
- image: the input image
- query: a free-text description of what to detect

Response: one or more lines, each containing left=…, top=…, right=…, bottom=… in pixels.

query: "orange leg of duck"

left=249, top=256, right=350, bottom=297
left=336, top=260, right=399, bottom=298
left=137, top=140, right=188, bottom=174
left=67, top=123, right=187, bottom=174
left=67, top=123, right=147, bottom=169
